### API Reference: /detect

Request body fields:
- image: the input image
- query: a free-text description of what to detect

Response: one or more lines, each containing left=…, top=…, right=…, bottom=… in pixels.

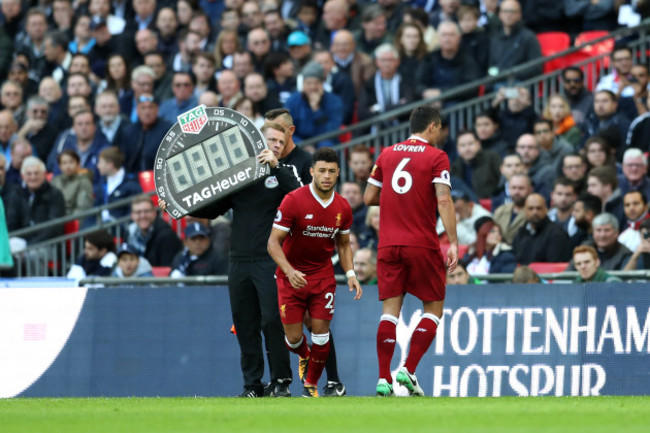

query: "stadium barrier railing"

left=8, top=23, right=650, bottom=277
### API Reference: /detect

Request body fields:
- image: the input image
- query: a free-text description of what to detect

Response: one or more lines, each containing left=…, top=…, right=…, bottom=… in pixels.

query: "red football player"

left=268, top=147, right=362, bottom=397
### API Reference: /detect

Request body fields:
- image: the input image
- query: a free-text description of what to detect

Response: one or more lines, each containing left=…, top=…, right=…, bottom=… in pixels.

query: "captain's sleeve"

left=432, top=152, right=451, bottom=187
left=272, top=193, right=295, bottom=232
left=367, top=152, right=384, bottom=188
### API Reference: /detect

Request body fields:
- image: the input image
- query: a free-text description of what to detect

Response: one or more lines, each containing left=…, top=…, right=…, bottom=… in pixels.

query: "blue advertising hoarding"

left=0, top=282, right=648, bottom=397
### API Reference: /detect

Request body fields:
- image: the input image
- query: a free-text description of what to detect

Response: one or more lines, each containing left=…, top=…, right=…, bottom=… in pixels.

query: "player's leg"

left=304, top=311, right=344, bottom=396
left=228, top=261, right=264, bottom=397
left=303, top=318, right=331, bottom=397
left=253, top=259, right=292, bottom=394
left=301, top=279, right=336, bottom=397
left=375, top=246, right=405, bottom=396
left=375, top=295, right=403, bottom=396
left=397, top=247, right=445, bottom=396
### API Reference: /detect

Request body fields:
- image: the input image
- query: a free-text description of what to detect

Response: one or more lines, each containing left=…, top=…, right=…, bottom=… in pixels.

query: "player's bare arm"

left=435, top=183, right=458, bottom=273
left=335, top=232, right=362, bottom=300
left=364, top=183, right=381, bottom=206
left=267, top=227, right=307, bottom=288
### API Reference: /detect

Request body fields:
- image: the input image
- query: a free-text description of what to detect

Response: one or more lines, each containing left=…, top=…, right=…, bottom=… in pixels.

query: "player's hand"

left=446, top=244, right=458, bottom=274
left=158, top=199, right=168, bottom=212
left=287, top=269, right=307, bottom=289
left=257, top=148, right=279, bottom=168
left=348, top=276, right=362, bottom=300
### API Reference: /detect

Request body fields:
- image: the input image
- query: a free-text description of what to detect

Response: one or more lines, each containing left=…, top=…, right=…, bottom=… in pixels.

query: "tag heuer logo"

left=177, top=104, right=208, bottom=134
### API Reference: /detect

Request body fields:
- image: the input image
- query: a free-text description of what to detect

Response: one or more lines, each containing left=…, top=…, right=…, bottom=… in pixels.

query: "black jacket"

left=121, top=117, right=173, bottom=173
left=415, top=48, right=480, bottom=101
left=0, top=182, right=26, bottom=232
left=190, top=163, right=303, bottom=261
left=171, top=245, right=229, bottom=276
left=127, top=217, right=183, bottom=267
left=19, top=181, right=66, bottom=244
left=513, top=217, right=572, bottom=265
left=451, top=150, right=502, bottom=199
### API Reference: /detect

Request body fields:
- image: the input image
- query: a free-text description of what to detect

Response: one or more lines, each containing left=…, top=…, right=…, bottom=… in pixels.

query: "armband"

left=346, top=270, right=356, bottom=279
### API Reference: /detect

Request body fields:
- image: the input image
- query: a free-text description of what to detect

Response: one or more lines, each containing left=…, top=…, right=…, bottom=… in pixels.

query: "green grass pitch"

left=1, top=396, right=649, bottom=433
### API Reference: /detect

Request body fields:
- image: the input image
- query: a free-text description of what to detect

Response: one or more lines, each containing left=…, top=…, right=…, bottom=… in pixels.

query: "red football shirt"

left=273, top=184, right=353, bottom=280
left=368, top=135, right=451, bottom=250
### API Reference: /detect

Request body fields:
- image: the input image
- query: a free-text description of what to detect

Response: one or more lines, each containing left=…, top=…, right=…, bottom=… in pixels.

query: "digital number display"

left=154, top=106, right=269, bottom=219
left=166, top=126, right=251, bottom=194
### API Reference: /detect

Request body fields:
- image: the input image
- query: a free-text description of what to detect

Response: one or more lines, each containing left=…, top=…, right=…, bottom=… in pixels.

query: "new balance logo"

left=415, top=327, right=428, bottom=332
left=383, top=338, right=396, bottom=343
left=305, top=214, right=313, bottom=219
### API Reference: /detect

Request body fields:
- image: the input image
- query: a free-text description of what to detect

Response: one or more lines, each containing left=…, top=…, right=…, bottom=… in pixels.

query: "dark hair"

left=624, top=190, right=648, bottom=205
left=589, top=166, right=618, bottom=189
left=57, top=149, right=80, bottom=165
left=457, top=129, right=478, bottom=141
left=45, top=30, right=69, bottom=49
left=173, top=70, right=196, bottom=86
left=104, top=53, right=131, bottom=92
left=553, top=176, right=575, bottom=190
left=99, top=146, right=125, bottom=169
left=264, top=107, right=291, bottom=120
left=476, top=108, right=499, bottom=125
left=409, top=106, right=441, bottom=134
left=312, top=147, right=339, bottom=167
left=595, top=89, right=618, bottom=102
left=85, top=230, right=115, bottom=253
left=563, top=152, right=586, bottom=166
left=577, top=193, right=602, bottom=215
left=263, top=51, right=292, bottom=80
left=534, top=117, right=553, bottom=129
left=562, top=66, right=584, bottom=81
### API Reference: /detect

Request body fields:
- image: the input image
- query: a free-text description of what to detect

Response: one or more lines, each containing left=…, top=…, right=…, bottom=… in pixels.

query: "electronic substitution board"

left=154, top=105, right=269, bottom=219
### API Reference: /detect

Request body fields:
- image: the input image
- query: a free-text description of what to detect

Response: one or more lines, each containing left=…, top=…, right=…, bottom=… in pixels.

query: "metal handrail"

left=78, top=269, right=650, bottom=286
left=300, top=22, right=650, bottom=148
left=8, top=23, right=650, bottom=277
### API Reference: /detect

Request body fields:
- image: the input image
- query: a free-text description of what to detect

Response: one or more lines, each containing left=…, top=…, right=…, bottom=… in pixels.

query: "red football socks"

left=404, top=314, right=439, bottom=374
left=285, top=334, right=310, bottom=359
left=305, top=340, right=330, bottom=386
left=376, top=315, right=398, bottom=383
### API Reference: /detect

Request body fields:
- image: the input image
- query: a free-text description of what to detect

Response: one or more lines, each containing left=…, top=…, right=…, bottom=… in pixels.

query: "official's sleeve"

left=432, top=152, right=451, bottom=188
left=273, top=164, right=303, bottom=194
left=367, top=152, right=384, bottom=189
left=272, top=193, right=295, bottom=232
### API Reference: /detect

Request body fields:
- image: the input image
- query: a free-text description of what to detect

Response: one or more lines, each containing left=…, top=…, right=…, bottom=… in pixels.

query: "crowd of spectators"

left=2, top=0, right=650, bottom=280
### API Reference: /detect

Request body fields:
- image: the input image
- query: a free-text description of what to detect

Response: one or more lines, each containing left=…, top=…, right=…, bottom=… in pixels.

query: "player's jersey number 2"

left=391, top=158, right=413, bottom=194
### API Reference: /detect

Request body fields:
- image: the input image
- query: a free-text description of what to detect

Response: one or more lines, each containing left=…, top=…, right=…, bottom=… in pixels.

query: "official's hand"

left=257, top=148, right=279, bottom=168
left=348, top=276, right=362, bottom=300
left=287, top=268, right=307, bottom=289
left=446, top=244, right=458, bottom=274
left=159, top=199, right=168, bottom=212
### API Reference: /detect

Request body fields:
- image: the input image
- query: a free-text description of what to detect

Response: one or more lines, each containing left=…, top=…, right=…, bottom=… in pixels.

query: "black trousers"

left=228, top=259, right=292, bottom=391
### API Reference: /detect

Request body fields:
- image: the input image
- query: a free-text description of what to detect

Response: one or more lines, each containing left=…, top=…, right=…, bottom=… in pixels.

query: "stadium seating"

left=138, top=170, right=158, bottom=205
left=162, top=212, right=187, bottom=239
left=151, top=266, right=171, bottom=277
left=574, top=30, right=614, bottom=68
left=63, top=219, right=80, bottom=255
left=537, top=32, right=571, bottom=73
left=528, top=262, right=569, bottom=274
left=479, top=198, right=492, bottom=212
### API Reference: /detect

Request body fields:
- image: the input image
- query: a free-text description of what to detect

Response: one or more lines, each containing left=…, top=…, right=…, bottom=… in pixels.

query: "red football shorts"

left=377, top=246, right=446, bottom=302
left=277, top=276, right=337, bottom=324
